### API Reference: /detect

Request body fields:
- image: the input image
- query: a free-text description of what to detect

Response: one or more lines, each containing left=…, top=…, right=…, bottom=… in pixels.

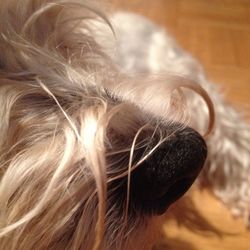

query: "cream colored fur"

left=0, top=1, right=249, bottom=250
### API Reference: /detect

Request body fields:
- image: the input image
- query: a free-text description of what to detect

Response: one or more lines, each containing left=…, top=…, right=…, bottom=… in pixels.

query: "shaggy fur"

left=0, top=1, right=249, bottom=250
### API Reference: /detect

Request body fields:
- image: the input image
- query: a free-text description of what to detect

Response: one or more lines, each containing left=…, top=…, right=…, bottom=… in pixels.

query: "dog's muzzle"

left=130, top=125, right=207, bottom=215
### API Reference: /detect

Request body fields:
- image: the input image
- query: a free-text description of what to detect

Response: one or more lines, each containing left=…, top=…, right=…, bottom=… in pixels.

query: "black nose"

left=130, top=125, right=207, bottom=215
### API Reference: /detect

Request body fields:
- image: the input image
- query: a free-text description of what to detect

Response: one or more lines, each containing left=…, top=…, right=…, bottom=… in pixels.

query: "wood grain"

left=110, top=0, right=250, bottom=249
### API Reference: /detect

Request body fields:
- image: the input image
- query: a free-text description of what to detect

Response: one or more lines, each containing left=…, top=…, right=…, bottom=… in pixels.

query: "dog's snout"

left=130, top=126, right=207, bottom=215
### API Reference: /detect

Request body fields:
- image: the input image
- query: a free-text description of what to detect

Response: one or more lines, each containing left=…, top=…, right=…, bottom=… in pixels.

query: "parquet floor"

left=110, top=1, right=250, bottom=249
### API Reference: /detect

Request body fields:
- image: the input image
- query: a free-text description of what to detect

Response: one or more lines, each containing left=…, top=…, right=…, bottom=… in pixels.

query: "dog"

left=0, top=0, right=249, bottom=249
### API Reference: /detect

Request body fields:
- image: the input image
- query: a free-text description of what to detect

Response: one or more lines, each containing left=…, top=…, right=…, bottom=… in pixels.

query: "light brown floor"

left=110, top=0, right=250, bottom=249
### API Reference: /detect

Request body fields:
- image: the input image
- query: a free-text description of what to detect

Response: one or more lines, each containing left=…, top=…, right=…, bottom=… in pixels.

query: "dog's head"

left=0, top=1, right=214, bottom=249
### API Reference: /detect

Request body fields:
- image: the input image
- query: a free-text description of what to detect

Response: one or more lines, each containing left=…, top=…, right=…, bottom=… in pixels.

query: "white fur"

left=108, top=12, right=250, bottom=224
left=0, top=1, right=249, bottom=250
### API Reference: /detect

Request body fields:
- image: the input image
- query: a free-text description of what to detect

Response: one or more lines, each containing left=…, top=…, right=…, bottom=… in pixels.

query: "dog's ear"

left=0, top=0, right=113, bottom=85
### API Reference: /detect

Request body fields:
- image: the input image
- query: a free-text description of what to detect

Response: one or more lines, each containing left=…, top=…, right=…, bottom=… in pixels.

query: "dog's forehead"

left=88, top=13, right=213, bottom=136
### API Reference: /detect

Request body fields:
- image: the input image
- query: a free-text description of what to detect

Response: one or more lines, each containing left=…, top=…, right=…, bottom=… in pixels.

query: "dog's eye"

left=104, top=88, right=119, bottom=103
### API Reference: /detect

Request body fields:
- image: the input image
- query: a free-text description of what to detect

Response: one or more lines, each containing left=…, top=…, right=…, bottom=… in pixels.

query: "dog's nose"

left=130, top=126, right=207, bottom=215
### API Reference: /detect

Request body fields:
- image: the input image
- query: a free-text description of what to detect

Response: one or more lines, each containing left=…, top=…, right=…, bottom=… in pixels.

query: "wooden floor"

left=110, top=1, right=250, bottom=249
